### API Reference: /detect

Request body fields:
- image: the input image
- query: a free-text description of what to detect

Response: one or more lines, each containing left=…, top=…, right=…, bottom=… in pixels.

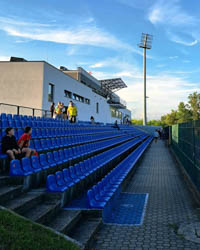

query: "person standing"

left=50, top=102, right=55, bottom=118
left=154, top=129, right=159, bottom=143
left=67, top=101, right=77, bottom=123
left=63, top=106, right=68, bottom=120
left=55, top=102, right=62, bottom=119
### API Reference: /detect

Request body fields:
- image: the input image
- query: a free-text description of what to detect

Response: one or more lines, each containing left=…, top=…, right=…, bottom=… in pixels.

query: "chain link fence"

left=171, top=121, right=200, bottom=191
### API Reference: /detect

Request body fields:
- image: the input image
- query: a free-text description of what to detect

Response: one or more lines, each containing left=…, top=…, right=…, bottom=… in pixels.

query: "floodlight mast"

left=138, top=33, right=153, bottom=126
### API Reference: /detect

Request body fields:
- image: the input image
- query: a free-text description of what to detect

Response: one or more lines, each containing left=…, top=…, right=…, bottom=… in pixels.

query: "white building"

left=0, top=58, right=131, bottom=124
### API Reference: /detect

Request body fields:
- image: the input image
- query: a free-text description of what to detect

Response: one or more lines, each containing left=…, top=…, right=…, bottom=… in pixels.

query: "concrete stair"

left=45, top=210, right=82, bottom=235
left=23, top=196, right=61, bottom=224
left=0, top=185, right=23, bottom=204
left=3, top=189, right=45, bottom=214
left=67, top=216, right=102, bottom=249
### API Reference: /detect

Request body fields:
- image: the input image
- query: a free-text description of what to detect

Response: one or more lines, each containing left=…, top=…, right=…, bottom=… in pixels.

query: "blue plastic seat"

left=53, top=151, right=63, bottom=166
left=46, top=139, right=54, bottom=150
left=47, top=152, right=57, bottom=168
left=21, top=157, right=35, bottom=174
left=15, top=120, right=22, bottom=129
left=31, top=156, right=42, bottom=172
left=10, top=160, right=29, bottom=176
left=63, top=168, right=75, bottom=185
left=8, top=120, right=16, bottom=128
left=69, top=166, right=80, bottom=182
left=58, top=150, right=68, bottom=164
left=0, top=113, right=6, bottom=120
left=87, top=189, right=106, bottom=208
left=1, top=120, right=8, bottom=129
left=46, top=174, right=65, bottom=192
left=74, top=164, right=85, bottom=179
left=39, top=154, right=49, bottom=170
left=41, top=139, right=49, bottom=151
left=33, top=140, right=43, bottom=152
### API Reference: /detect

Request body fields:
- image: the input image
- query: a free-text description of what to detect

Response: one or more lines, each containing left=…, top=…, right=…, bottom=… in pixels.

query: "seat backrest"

left=46, top=174, right=57, bottom=189
left=56, top=171, right=65, bottom=186
left=21, top=157, right=33, bottom=173
left=31, top=156, right=41, bottom=169
left=10, top=159, right=24, bottom=176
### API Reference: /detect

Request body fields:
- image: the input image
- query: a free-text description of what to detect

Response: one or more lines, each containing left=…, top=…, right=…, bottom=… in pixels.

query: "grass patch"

left=0, top=209, right=80, bottom=250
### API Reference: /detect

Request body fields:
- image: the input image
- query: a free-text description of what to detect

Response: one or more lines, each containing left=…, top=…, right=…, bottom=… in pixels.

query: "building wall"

left=42, top=63, right=113, bottom=123
left=0, top=62, right=44, bottom=115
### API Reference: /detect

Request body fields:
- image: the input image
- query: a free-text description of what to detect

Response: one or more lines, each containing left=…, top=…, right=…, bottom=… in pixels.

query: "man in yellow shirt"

left=67, top=101, right=77, bottom=123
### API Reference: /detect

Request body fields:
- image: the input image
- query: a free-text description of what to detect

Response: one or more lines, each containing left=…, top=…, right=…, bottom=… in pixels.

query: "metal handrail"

left=0, top=103, right=51, bottom=117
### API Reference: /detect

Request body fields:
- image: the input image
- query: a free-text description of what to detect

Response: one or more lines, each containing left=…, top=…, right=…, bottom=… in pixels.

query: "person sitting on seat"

left=90, top=116, right=95, bottom=124
left=1, top=127, right=23, bottom=160
left=18, top=126, right=36, bottom=157
left=112, top=120, right=120, bottom=130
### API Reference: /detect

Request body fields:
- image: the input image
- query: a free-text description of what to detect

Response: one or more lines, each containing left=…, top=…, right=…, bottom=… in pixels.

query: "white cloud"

left=116, top=73, right=200, bottom=119
left=169, top=56, right=178, bottom=59
left=0, top=16, right=142, bottom=54
left=148, top=0, right=197, bottom=27
left=168, top=32, right=198, bottom=46
left=182, top=60, right=190, bottom=63
left=0, top=56, right=10, bottom=61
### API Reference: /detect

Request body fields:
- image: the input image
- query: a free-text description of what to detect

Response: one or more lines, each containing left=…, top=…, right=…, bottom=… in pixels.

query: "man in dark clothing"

left=1, top=127, right=22, bottom=160
left=112, top=120, right=120, bottom=130
left=50, top=102, right=55, bottom=118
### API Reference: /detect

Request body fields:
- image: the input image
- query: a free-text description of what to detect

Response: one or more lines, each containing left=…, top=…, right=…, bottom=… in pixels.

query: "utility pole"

left=138, top=33, right=153, bottom=126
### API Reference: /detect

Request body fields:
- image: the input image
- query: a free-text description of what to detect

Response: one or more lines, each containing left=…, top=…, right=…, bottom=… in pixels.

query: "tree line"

left=132, top=92, right=200, bottom=127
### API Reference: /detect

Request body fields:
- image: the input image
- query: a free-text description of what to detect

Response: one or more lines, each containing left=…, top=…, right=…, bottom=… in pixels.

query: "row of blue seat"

left=0, top=126, right=124, bottom=142
left=9, top=134, right=137, bottom=177
left=46, top=136, right=147, bottom=194
left=87, top=136, right=153, bottom=208
left=0, top=118, right=119, bottom=129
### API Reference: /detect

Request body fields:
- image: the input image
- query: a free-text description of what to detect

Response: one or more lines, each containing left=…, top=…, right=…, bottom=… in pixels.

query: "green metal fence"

left=171, top=121, right=200, bottom=191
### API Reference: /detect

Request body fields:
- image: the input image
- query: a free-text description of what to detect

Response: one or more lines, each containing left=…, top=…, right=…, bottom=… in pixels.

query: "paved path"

left=92, top=140, right=200, bottom=250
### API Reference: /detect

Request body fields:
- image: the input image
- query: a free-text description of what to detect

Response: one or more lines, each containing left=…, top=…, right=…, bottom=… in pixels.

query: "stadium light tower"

left=138, top=33, right=153, bottom=126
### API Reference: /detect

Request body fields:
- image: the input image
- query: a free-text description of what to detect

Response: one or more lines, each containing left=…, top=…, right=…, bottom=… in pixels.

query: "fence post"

left=17, top=106, right=20, bottom=115
left=32, top=109, right=35, bottom=117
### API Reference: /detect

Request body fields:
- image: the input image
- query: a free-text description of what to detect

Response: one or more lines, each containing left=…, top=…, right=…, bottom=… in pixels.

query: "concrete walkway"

left=92, top=140, right=200, bottom=250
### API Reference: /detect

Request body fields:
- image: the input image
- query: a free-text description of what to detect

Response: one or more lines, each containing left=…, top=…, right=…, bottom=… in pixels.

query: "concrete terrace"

left=92, top=140, right=200, bottom=250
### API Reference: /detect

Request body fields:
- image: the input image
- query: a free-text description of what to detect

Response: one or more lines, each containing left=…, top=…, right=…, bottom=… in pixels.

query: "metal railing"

left=0, top=103, right=51, bottom=117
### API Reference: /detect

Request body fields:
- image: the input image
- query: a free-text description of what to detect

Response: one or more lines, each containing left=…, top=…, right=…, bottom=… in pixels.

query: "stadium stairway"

left=0, top=114, right=152, bottom=249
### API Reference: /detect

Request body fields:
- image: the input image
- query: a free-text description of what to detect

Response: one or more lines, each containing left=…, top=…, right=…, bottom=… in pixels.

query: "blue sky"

left=0, top=0, right=200, bottom=119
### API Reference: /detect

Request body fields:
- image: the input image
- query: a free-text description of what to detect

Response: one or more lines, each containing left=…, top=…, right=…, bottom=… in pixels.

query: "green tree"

left=177, top=102, right=192, bottom=123
left=165, top=110, right=178, bottom=125
left=188, top=92, right=200, bottom=120
left=131, top=119, right=143, bottom=125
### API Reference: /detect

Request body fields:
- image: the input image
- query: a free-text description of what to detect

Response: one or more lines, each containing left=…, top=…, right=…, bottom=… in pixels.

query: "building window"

left=85, top=98, right=90, bottom=105
left=64, top=90, right=72, bottom=99
left=96, top=102, right=99, bottom=113
left=73, top=93, right=85, bottom=103
left=48, top=83, right=54, bottom=102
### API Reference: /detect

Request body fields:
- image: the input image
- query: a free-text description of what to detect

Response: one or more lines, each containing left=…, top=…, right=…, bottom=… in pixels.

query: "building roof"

left=100, top=78, right=127, bottom=92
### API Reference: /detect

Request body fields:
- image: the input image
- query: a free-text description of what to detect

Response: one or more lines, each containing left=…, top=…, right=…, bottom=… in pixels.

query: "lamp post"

left=138, top=33, right=153, bottom=126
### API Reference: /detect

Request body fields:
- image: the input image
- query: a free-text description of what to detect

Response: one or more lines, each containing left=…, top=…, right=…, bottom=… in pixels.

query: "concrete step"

left=67, top=216, right=102, bottom=249
left=45, top=210, right=82, bottom=234
left=4, top=189, right=45, bottom=215
left=0, top=176, right=10, bottom=187
left=0, top=185, right=23, bottom=205
left=23, top=197, right=61, bottom=225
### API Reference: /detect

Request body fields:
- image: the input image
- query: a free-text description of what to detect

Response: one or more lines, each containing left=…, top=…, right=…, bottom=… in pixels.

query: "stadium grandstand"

left=1, top=58, right=200, bottom=250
